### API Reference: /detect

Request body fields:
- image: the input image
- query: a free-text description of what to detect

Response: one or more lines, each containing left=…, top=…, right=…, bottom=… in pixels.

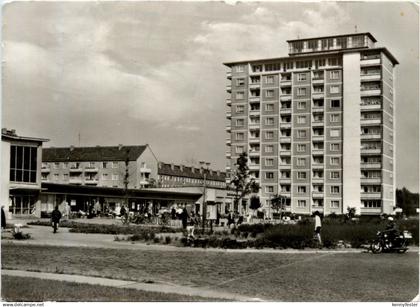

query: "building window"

left=112, top=174, right=119, bottom=180
left=297, top=144, right=306, bottom=152
left=297, top=186, right=306, bottom=194
left=236, top=78, right=245, bottom=86
left=102, top=173, right=109, bottom=180
left=235, top=132, right=245, bottom=141
left=265, top=172, right=274, bottom=179
left=63, top=162, right=68, bottom=169
left=297, top=130, right=306, bottom=138
left=235, top=119, right=245, bottom=127
left=265, top=104, right=274, bottom=112
left=297, top=116, right=306, bottom=124
left=9, top=145, right=37, bottom=183
left=330, top=129, right=340, bottom=138
left=298, top=200, right=306, bottom=207
left=297, top=101, right=306, bottom=110
left=102, top=162, right=108, bottom=168
left=265, top=186, right=274, bottom=193
left=297, top=88, right=307, bottom=96
left=330, top=99, right=341, bottom=108
left=265, top=75, right=275, bottom=84
left=112, top=162, right=119, bottom=168
left=330, top=171, right=340, bottom=179
left=41, top=173, right=48, bottom=180
left=297, top=171, right=307, bottom=179
left=297, top=73, right=307, bottom=81
left=265, top=90, right=275, bottom=98
left=331, top=200, right=340, bottom=208
left=236, top=105, right=245, bottom=114
left=330, top=85, right=340, bottom=94
left=235, top=92, right=245, bottom=99
left=265, top=117, right=275, bottom=126
left=297, top=158, right=306, bottom=166
left=331, top=186, right=340, bottom=194
left=330, top=143, right=340, bottom=151
left=236, top=65, right=244, bottom=73
left=330, top=157, right=340, bottom=165
left=329, top=70, right=340, bottom=80
left=330, top=114, right=340, bottom=122
left=63, top=174, right=69, bottom=181
left=265, top=145, right=274, bottom=153
left=235, top=146, right=245, bottom=154
left=53, top=162, right=60, bottom=169
left=265, top=158, right=274, bottom=167
left=265, top=131, right=274, bottom=140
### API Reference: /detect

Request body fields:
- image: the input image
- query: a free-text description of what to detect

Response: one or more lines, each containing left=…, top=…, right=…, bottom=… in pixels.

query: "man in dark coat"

left=51, top=206, right=62, bottom=233
left=180, top=208, right=189, bottom=229
left=1, top=205, right=6, bottom=230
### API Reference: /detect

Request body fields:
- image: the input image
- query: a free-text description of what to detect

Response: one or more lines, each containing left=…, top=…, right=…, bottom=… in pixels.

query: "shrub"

left=153, top=237, right=160, bottom=244
left=13, top=232, right=31, bottom=240
left=165, top=236, right=172, bottom=244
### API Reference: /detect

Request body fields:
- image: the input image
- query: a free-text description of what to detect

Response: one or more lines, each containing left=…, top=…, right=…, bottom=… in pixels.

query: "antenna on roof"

left=354, top=25, right=358, bottom=33
left=78, top=133, right=81, bottom=147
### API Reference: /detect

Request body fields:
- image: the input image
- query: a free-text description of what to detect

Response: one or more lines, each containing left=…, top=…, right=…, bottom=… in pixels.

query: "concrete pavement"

left=2, top=269, right=263, bottom=301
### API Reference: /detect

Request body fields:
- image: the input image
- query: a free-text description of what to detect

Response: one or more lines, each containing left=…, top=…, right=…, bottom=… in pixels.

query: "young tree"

left=230, top=152, right=260, bottom=214
left=271, top=194, right=287, bottom=219
left=249, top=195, right=261, bottom=216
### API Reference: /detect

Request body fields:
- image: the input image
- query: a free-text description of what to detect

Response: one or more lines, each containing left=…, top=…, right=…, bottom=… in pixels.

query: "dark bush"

left=165, top=236, right=172, bottom=244
left=13, top=232, right=31, bottom=240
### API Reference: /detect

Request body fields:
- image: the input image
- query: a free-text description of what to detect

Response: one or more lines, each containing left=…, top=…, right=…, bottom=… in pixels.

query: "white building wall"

left=342, top=53, right=362, bottom=215
left=1, top=141, right=11, bottom=218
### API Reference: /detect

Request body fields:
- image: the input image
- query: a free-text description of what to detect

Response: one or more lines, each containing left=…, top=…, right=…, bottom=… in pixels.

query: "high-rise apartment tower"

left=224, top=33, right=398, bottom=216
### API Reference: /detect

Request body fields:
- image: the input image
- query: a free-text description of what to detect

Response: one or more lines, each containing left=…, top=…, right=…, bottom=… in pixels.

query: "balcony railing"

left=361, top=134, right=381, bottom=140
left=361, top=148, right=381, bottom=154
left=361, top=89, right=381, bottom=96
left=280, top=95, right=292, bottom=101
left=361, top=162, right=381, bottom=169
left=84, top=167, right=99, bottom=173
left=226, top=98, right=231, bottom=106
left=361, top=74, right=381, bottom=81
left=85, top=178, right=99, bottom=185
left=360, top=58, right=381, bottom=66
left=361, top=177, right=382, bottom=183
left=361, top=192, right=382, bottom=199
left=361, top=103, right=381, bottom=110
left=361, top=118, right=382, bottom=125
left=69, top=167, right=83, bottom=173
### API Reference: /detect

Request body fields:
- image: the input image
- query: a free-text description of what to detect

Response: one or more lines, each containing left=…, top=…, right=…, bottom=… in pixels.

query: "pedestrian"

left=181, top=208, right=189, bottom=229
left=1, top=205, right=6, bottom=230
left=313, top=211, right=322, bottom=247
left=51, top=205, right=62, bottom=233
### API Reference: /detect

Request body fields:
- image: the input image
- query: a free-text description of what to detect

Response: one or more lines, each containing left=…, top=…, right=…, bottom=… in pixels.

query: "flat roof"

left=287, top=32, right=377, bottom=43
left=2, top=133, right=49, bottom=143
left=223, top=47, right=398, bottom=67
left=41, top=182, right=202, bottom=201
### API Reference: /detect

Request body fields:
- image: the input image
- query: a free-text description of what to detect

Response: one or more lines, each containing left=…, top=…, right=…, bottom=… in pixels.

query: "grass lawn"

left=1, top=275, right=224, bottom=302
left=2, top=243, right=418, bottom=301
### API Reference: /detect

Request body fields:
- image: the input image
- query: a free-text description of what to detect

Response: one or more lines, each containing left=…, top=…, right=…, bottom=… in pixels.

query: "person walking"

left=180, top=207, right=189, bottom=230
left=314, top=211, right=322, bottom=247
left=1, top=205, right=6, bottom=230
left=51, top=206, right=62, bottom=234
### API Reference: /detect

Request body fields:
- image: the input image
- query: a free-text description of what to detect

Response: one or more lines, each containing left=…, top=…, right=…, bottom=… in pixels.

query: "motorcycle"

left=370, top=230, right=412, bottom=253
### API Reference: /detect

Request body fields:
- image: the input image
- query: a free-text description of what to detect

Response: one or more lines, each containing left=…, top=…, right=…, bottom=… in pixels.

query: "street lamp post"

left=199, top=161, right=210, bottom=232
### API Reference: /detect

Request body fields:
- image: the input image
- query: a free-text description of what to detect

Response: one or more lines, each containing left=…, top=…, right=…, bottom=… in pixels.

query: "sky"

left=2, top=1, right=419, bottom=192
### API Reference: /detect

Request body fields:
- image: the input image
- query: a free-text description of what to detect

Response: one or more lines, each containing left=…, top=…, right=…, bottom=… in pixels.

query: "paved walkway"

left=2, top=269, right=262, bottom=301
